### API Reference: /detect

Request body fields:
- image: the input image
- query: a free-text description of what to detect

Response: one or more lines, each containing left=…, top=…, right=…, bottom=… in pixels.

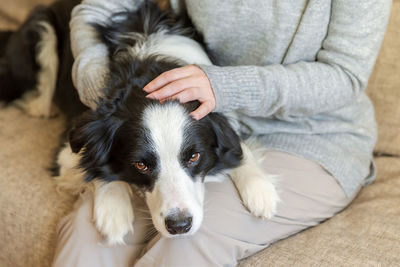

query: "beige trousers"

left=52, top=151, right=361, bottom=267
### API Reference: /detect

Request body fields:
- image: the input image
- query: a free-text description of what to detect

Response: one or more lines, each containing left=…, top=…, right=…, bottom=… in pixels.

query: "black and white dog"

left=0, top=0, right=279, bottom=244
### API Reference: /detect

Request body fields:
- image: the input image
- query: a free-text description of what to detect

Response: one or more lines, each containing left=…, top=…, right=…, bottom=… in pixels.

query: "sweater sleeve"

left=169, top=0, right=185, bottom=15
left=70, top=0, right=143, bottom=109
left=199, top=0, right=392, bottom=119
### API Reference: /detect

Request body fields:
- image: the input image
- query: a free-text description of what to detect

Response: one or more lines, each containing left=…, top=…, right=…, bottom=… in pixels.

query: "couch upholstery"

left=0, top=1, right=399, bottom=266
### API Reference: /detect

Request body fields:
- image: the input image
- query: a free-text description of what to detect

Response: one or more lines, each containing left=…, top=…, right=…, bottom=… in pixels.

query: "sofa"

left=0, top=1, right=399, bottom=266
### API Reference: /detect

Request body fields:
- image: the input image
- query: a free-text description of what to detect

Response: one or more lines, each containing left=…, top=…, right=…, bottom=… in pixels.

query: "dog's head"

left=69, top=67, right=242, bottom=236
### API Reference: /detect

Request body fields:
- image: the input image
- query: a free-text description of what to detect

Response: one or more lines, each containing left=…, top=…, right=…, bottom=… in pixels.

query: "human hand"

left=143, top=65, right=216, bottom=120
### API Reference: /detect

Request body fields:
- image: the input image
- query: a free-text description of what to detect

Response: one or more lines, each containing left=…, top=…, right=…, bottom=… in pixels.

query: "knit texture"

left=70, top=0, right=392, bottom=196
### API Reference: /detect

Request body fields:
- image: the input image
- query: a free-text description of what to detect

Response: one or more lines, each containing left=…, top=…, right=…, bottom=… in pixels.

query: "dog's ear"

left=69, top=88, right=129, bottom=153
left=68, top=110, right=125, bottom=182
left=68, top=94, right=128, bottom=181
left=204, top=112, right=243, bottom=173
left=69, top=109, right=124, bottom=156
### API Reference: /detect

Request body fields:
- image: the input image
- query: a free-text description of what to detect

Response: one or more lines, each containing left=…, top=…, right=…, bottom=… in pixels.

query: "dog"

left=0, top=0, right=279, bottom=244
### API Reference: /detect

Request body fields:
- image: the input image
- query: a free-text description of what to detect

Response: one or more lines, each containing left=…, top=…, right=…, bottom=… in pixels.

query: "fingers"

left=160, top=88, right=215, bottom=120
left=146, top=77, right=196, bottom=100
left=190, top=102, right=214, bottom=120
left=143, top=66, right=194, bottom=93
left=143, top=65, right=216, bottom=120
left=169, top=87, right=199, bottom=103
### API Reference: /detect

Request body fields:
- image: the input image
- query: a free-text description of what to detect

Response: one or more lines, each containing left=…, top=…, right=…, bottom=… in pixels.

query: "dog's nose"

left=165, top=212, right=193, bottom=235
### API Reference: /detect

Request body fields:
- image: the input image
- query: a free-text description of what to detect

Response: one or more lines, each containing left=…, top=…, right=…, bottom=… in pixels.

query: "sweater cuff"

left=198, top=64, right=277, bottom=116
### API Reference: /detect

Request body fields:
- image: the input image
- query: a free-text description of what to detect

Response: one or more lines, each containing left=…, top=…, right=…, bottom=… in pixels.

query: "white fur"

left=230, top=142, right=280, bottom=219
left=143, top=103, right=205, bottom=237
left=15, top=21, right=58, bottom=118
left=93, top=180, right=135, bottom=245
left=57, top=143, right=81, bottom=176
left=128, top=31, right=212, bottom=65
left=53, top=143, right=86, bottom=195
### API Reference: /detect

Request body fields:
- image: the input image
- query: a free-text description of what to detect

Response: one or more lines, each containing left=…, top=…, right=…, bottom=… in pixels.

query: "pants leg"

left=52, top=151, right=361, bottom=267
left=52, top=191, right=154, bottom=267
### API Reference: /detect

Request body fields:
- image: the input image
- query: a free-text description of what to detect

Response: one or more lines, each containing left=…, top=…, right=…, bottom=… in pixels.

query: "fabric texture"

left=52, top=151, right=358, bottom=267
left=239, top=156, right=400, bottom=267
left=367, top=2, right=400, bottom=157
left=68, top=0, right=392, bottom=196
left=0, top=0, right=400, bottom=266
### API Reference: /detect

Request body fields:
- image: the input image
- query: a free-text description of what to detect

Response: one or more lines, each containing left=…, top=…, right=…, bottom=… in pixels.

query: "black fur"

left=0, top=0, right=243, bottom=193
left=0, top=0, right=85, bottom=117
left=94, top=1, right=201, bottom=59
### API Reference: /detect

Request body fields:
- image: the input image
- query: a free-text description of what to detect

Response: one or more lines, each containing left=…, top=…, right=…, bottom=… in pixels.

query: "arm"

left=70, top=0, right=142, bottom=109
left=169, top=0, right=185, bottom=15
left=144, top=0, right=392, bottom=120
left=200, top=0, right=392, bottom=119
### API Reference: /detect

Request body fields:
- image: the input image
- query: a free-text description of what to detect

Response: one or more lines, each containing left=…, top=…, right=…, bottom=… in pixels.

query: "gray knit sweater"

left=70, top=0, right=392, bottom=196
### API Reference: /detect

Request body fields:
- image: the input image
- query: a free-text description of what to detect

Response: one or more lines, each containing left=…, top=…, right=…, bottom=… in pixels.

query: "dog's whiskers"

left=143, top=227, right=158, bottom=241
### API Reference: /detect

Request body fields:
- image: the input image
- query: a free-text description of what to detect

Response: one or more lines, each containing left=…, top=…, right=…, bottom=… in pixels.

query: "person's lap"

left=52, top=151, right=360, bottom=267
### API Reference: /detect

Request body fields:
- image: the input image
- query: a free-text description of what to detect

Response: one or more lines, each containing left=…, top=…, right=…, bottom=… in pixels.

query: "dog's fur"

left=0, top=0, right=279, bottom=244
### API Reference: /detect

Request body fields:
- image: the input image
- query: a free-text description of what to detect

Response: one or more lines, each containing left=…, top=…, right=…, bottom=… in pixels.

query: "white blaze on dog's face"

left=141, top=103, right=205, bottom=237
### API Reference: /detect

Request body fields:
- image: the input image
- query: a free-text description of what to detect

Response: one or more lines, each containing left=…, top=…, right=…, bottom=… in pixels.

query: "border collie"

left=0, top=0, right=279, bottom=244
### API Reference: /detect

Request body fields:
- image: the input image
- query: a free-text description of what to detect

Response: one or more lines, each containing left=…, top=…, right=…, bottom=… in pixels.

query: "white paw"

left=93, top=182, right=135, bottom=245
left=237, top=174, right=279, bottom=219
left=231, top=142, right=280, bottom=219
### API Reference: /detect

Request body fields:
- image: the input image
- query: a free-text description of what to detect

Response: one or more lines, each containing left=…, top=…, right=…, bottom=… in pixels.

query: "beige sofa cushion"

left=0, top=107, right=74, bottom=267
left=367, top=1, right=400, bottom=156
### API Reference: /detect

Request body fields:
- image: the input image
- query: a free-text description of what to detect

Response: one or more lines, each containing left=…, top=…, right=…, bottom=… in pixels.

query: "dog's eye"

left=188, top=153, right=200, bottom=165
left=134, top=162, right=149, bottom=173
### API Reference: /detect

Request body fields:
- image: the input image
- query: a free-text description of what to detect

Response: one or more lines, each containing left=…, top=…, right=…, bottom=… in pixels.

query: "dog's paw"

left=231, top=142, right=280, bottom=219
left=236, top=174, right=279, bottom=219
left=94, top=199, right=134, bottom=245
left=93, top=182, right=135, bottom=245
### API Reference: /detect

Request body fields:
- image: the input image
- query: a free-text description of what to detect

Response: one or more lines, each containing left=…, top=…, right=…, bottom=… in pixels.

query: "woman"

left=52, top=0, right=391, bottom=266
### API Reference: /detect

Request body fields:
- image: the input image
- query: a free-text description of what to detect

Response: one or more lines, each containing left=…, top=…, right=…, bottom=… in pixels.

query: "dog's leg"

left=53, top=143, right=86, bottom=195
left=230, top=142, right=280, bottom=219
left=15, top=21, right=58, bottom=118
left=93, top=180, right=135, bottom=245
